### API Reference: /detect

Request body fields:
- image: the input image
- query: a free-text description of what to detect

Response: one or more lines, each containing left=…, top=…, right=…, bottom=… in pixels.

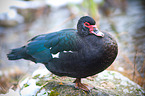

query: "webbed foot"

left=74, top=78, right=90, bottom=92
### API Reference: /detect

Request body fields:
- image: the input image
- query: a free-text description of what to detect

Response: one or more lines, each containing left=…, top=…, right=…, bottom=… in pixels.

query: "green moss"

left=103, top=75, right=108, bottom=77
left=32, top=74, right=40, bottom=79
left=24, top=83, right=29, bottom=88
left=112, top=73, right=115, bottom=76
left=36, top=80, right=47, bottom=86
left=52, top=76, right=58, bottom=79
left=136, top=88, right=141, bottom=91
left=52, top=87, right=57, bottom=90
left=43, top=92, right=46, bottom=95
left=49, top=90, right=60, bottom=96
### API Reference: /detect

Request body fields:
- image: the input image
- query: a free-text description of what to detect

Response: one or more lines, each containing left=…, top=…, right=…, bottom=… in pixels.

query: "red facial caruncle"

left=84, top=22, right=104, bottom=37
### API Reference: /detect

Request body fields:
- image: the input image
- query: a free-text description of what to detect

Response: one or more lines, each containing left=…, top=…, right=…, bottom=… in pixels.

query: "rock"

left=0, top=9, right=24, bottom=27
left=0, top=1, right=51, bottom=27
left=12, top=1, right=51, bottom=23
left=1, top=68, right=145, bottom=96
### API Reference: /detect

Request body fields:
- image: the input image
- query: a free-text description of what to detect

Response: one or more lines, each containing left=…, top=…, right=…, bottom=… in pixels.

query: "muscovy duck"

left=7, top=16, right=118, bottom=91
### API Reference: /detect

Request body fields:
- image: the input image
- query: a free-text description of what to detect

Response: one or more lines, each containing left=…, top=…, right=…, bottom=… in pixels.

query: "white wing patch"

left=52, top=52, right=60, bottom=58
left=52, top=51, right=73, bottom=58
left=63, top=50, right=73, bottom=53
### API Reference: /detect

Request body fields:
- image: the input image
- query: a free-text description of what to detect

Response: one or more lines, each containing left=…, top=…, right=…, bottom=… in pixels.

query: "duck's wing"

left=26, top=29, right=82, bottom=63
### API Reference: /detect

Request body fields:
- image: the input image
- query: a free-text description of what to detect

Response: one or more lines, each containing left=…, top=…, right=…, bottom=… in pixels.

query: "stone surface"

left=0, top=1, right=50, bottom=27
left=1, top=68, right=144, bottom=96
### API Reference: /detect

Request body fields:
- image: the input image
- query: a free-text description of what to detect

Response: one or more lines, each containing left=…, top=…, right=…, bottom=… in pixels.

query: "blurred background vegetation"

left=0, top=0, right=144, bottom=94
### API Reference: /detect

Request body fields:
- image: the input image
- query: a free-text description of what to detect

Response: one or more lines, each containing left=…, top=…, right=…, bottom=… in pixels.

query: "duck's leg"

left=74, top=78, right=89, bottom=91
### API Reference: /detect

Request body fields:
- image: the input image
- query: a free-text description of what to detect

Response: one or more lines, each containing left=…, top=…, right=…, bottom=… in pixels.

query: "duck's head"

left=77, top=16, right=104, bottom=37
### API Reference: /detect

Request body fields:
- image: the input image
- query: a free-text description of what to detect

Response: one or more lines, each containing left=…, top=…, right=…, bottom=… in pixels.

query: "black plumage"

left=7, top=16, right=118, bottom=91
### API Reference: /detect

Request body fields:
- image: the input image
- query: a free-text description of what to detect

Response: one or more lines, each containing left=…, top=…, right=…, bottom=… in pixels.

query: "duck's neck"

left=77, top=31, right=88, bottom=37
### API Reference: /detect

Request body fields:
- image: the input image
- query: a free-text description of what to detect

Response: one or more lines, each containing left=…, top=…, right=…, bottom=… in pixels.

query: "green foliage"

left=82, top=0, right=100, bottom=26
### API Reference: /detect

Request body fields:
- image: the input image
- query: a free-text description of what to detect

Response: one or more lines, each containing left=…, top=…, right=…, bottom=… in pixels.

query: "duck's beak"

left=90, top=28, right=104, bottom=37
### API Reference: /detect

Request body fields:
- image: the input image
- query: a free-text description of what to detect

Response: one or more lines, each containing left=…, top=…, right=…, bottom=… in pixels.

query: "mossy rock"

left=2, top=69, right=145, bottom=96
left=36, top=80, right=117, bottom=96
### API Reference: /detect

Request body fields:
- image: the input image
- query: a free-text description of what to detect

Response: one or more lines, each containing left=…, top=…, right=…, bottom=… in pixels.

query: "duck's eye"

left=84, top=22, right=90, bottom=27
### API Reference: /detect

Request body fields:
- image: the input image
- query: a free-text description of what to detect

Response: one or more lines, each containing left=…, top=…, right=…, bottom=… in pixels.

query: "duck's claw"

left=74, top=78, right=90, bottom=92
left=75, top=82, right=89, bottom=92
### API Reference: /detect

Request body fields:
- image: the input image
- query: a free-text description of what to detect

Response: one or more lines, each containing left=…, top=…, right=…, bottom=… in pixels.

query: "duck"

left=7, top=16, right=118, bottom=91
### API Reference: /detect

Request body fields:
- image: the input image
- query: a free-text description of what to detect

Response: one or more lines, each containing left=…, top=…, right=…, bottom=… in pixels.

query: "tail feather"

left=7, top=46, right=36, bottom=62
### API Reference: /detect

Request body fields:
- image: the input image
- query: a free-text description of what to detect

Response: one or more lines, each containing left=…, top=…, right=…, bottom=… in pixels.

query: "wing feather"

left=26, top=29, right=80, bottom=63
